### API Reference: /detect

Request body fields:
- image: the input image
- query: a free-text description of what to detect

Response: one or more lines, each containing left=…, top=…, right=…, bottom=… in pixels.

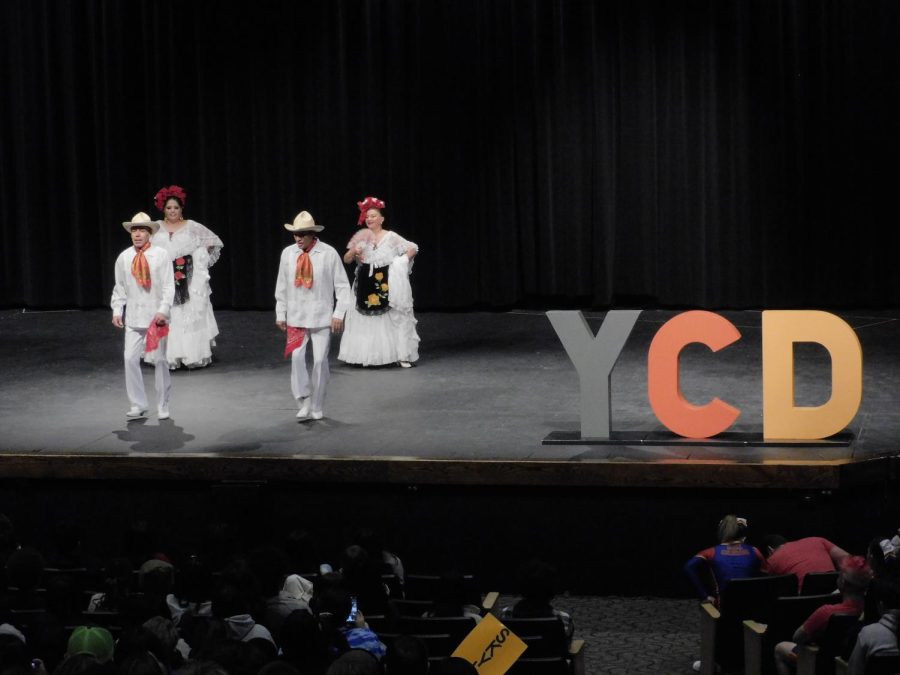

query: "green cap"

left=66, top=626, right=114, bottom=663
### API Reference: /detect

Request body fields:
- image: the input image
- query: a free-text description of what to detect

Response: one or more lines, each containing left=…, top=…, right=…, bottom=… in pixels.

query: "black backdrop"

left=3, top=0, right=899, bottom=310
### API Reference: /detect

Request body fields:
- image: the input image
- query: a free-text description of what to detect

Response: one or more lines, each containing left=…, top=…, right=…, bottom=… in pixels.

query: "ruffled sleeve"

left=189, top=220, right=224, bottom=266
left=390, top=231, right=418, bottom=257
left=347, top=228, right=375, bottom=250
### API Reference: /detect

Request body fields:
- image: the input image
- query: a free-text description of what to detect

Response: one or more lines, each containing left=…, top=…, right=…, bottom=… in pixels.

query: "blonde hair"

left=717, top=515, right=747, bottom=543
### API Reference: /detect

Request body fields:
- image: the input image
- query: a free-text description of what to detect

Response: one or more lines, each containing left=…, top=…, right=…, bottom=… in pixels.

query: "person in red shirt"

left=763, top=535, right=850, bottom=592
left=773, top=556, right=872, bottom=675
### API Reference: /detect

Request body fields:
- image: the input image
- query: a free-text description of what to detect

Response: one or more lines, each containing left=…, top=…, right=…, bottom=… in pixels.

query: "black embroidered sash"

left=173, top=254, right=193, bottom=306
left=355, top=263, right=390, bottom=315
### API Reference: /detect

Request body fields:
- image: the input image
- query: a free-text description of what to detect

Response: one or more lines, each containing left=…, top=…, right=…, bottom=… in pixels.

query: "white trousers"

left=291, top=327, right=331, bottom=414
left=124, top=326, right=171, bottom=411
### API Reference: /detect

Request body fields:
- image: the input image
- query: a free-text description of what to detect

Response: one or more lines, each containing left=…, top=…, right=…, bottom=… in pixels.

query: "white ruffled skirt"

left=338, top=306, right=419, bottom=366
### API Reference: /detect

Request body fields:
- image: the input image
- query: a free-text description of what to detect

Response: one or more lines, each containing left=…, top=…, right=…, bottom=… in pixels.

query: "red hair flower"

left=357, top=195, right=386, bottom=225
left=154, top=185, right=188, bottom=212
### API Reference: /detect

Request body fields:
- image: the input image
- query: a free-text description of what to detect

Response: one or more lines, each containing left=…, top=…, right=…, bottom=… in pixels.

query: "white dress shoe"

left=296, top=397, right=311, bottom=419
left=126, top=407, right=147, bottom=418
left=399, top=361, right=412, bottom=368
left=158, top=408, right=170, bottom=420
left=310, top=411, right=324, bottom=420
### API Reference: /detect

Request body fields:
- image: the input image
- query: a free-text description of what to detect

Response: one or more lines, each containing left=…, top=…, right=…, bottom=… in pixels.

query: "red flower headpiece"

left=357, top=195, right=386, bottom=225
left=154, top=185, right=188, bottom=212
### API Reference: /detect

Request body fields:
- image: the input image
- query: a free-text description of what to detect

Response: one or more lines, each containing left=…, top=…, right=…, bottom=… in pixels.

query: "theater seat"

left=500, top=617, right=585, bottom=675
left=698, top=574, right=798, bottom=675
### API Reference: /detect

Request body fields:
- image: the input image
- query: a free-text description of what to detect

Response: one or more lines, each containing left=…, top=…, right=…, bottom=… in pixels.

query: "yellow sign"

left=452, top=614, right=528, bottom=674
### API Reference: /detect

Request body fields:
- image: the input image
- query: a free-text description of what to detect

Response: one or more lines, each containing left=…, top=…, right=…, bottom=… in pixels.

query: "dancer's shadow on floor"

left=112, top=418, right=196, bottom=453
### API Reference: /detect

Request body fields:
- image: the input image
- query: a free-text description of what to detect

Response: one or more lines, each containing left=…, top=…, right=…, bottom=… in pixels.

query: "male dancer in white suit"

left=111, top=213, right=175, bottom=419
left=275, top=211, right=352, bottom=420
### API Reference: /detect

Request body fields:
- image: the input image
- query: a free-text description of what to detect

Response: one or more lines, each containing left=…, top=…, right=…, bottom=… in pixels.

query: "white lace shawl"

left=152, top=220, right=224, bottom=266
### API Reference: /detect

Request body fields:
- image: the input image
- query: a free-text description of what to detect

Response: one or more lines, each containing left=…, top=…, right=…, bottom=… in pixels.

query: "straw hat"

left=284, top=211, right=324, bottom=233
left=122, top=212, right=160, bottom=234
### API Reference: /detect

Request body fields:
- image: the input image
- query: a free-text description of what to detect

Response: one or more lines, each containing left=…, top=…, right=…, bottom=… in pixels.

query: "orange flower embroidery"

left=367, top=293, right=381, bottom=306
left=374, top=272, right=384, bottom=281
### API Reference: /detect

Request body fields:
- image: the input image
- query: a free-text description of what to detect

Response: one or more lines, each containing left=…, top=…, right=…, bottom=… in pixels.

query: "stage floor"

left=1, top=308, right=898, bottom=487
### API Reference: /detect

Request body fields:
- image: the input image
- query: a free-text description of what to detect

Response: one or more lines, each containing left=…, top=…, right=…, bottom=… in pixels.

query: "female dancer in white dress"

left=148, top=185, right=224, bottom=369
left=338, top=196, right=419, bottom=367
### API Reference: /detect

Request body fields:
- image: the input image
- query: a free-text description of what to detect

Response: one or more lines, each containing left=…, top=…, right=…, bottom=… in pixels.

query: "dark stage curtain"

left=2, top=0, right=899, bottom=310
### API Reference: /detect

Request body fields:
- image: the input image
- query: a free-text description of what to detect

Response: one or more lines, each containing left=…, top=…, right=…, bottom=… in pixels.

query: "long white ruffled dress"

left=338, top=229, right=420, bottom=366
left=148, top=220, right=224, bottom=369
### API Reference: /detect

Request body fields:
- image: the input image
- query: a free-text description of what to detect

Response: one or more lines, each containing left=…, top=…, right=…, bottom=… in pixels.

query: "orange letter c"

left=648, top=311, right=742, bottom=439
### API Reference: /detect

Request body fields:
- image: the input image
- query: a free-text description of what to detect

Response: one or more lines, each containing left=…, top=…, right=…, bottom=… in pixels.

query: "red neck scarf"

left=294, top=239, right=316, bottom=288
left=132, top=242, right=152, bottom=289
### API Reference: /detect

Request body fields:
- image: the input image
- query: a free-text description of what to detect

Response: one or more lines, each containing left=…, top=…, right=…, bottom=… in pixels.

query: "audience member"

left=120, top=559, right=174, bottom=627
left=762, top=534, right=849, bottom=591
left=424, top=570, right=481, bottom=622
left=52, top=653, right=111, bottom=675
left=194, top=638, right=272, bottom=675
left=0, top=625, right=31, bottom=674
left=142, top=616, right=186, bottom=668
left=355, top=530, right=405, bottom=587
left=313, top=587, right=386, bottom=662
left=326, top=649, right=382, bottom=675
left=65, top=627, right=114, bottom=665
left=166, top=555, right=213, bottom=628
left=248, top=547, right=310, bottom=638
left=211, top=582, right=275, bottom=647
left=684, top=515, right=764, bottom=606
left=5, top=547, right=46, bottom=609
left=773, top=556, right=872, bottom=675
left=847, top=575, right=900, bottom=675
left=384, top=635, right=428, bottom=675
left=88, top=558, right=134, bottom=612
left=279, top=609, right=330, bottom=675
left=340, top=547, right=389, bottom=617
left=499, top=559, right=573, bottom=640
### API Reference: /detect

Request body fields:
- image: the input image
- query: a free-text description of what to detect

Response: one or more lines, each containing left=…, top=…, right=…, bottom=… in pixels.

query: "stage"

left=1, top=308, right=899, bottom=489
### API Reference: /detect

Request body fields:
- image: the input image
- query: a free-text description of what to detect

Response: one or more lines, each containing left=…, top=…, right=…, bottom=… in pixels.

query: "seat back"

left=866, top=652, right=900, bottom=675
left=715, top=575, right=798, bottom=669
left=507, top=657, right=569, bottom=675
left=719, top=574, right=799, bottom=621
left=392, top=598, right=434, bottom=616
left=500, top=617, right=568, bottom=659
left=766, top=593, right=842, bottom=644
left=8, top=608, right=47, bottom=630
left=43, top=568, right=97, bottom=594
left=800, top=572, right=839, bottom=596
left=396, top=616, right=477, bottom=644
left=405, top=574, right=479, bottom=604
left=813, top=614, right=860, bottom=675
left=744, top=593, right=842, bottom=675
left=380, top=632, right=455, bottom=658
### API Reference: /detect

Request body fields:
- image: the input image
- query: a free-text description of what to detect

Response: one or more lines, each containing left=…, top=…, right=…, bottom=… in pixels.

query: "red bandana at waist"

left=284, top=326, right=307, bottom=359
left=146, top=320, right=169, bottom=354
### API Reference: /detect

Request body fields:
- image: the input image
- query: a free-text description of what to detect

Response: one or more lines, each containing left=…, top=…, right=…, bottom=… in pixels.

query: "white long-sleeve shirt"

left=275, top=240, right=352, bottom=328
left=110, top=245, right=175, bottom=328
